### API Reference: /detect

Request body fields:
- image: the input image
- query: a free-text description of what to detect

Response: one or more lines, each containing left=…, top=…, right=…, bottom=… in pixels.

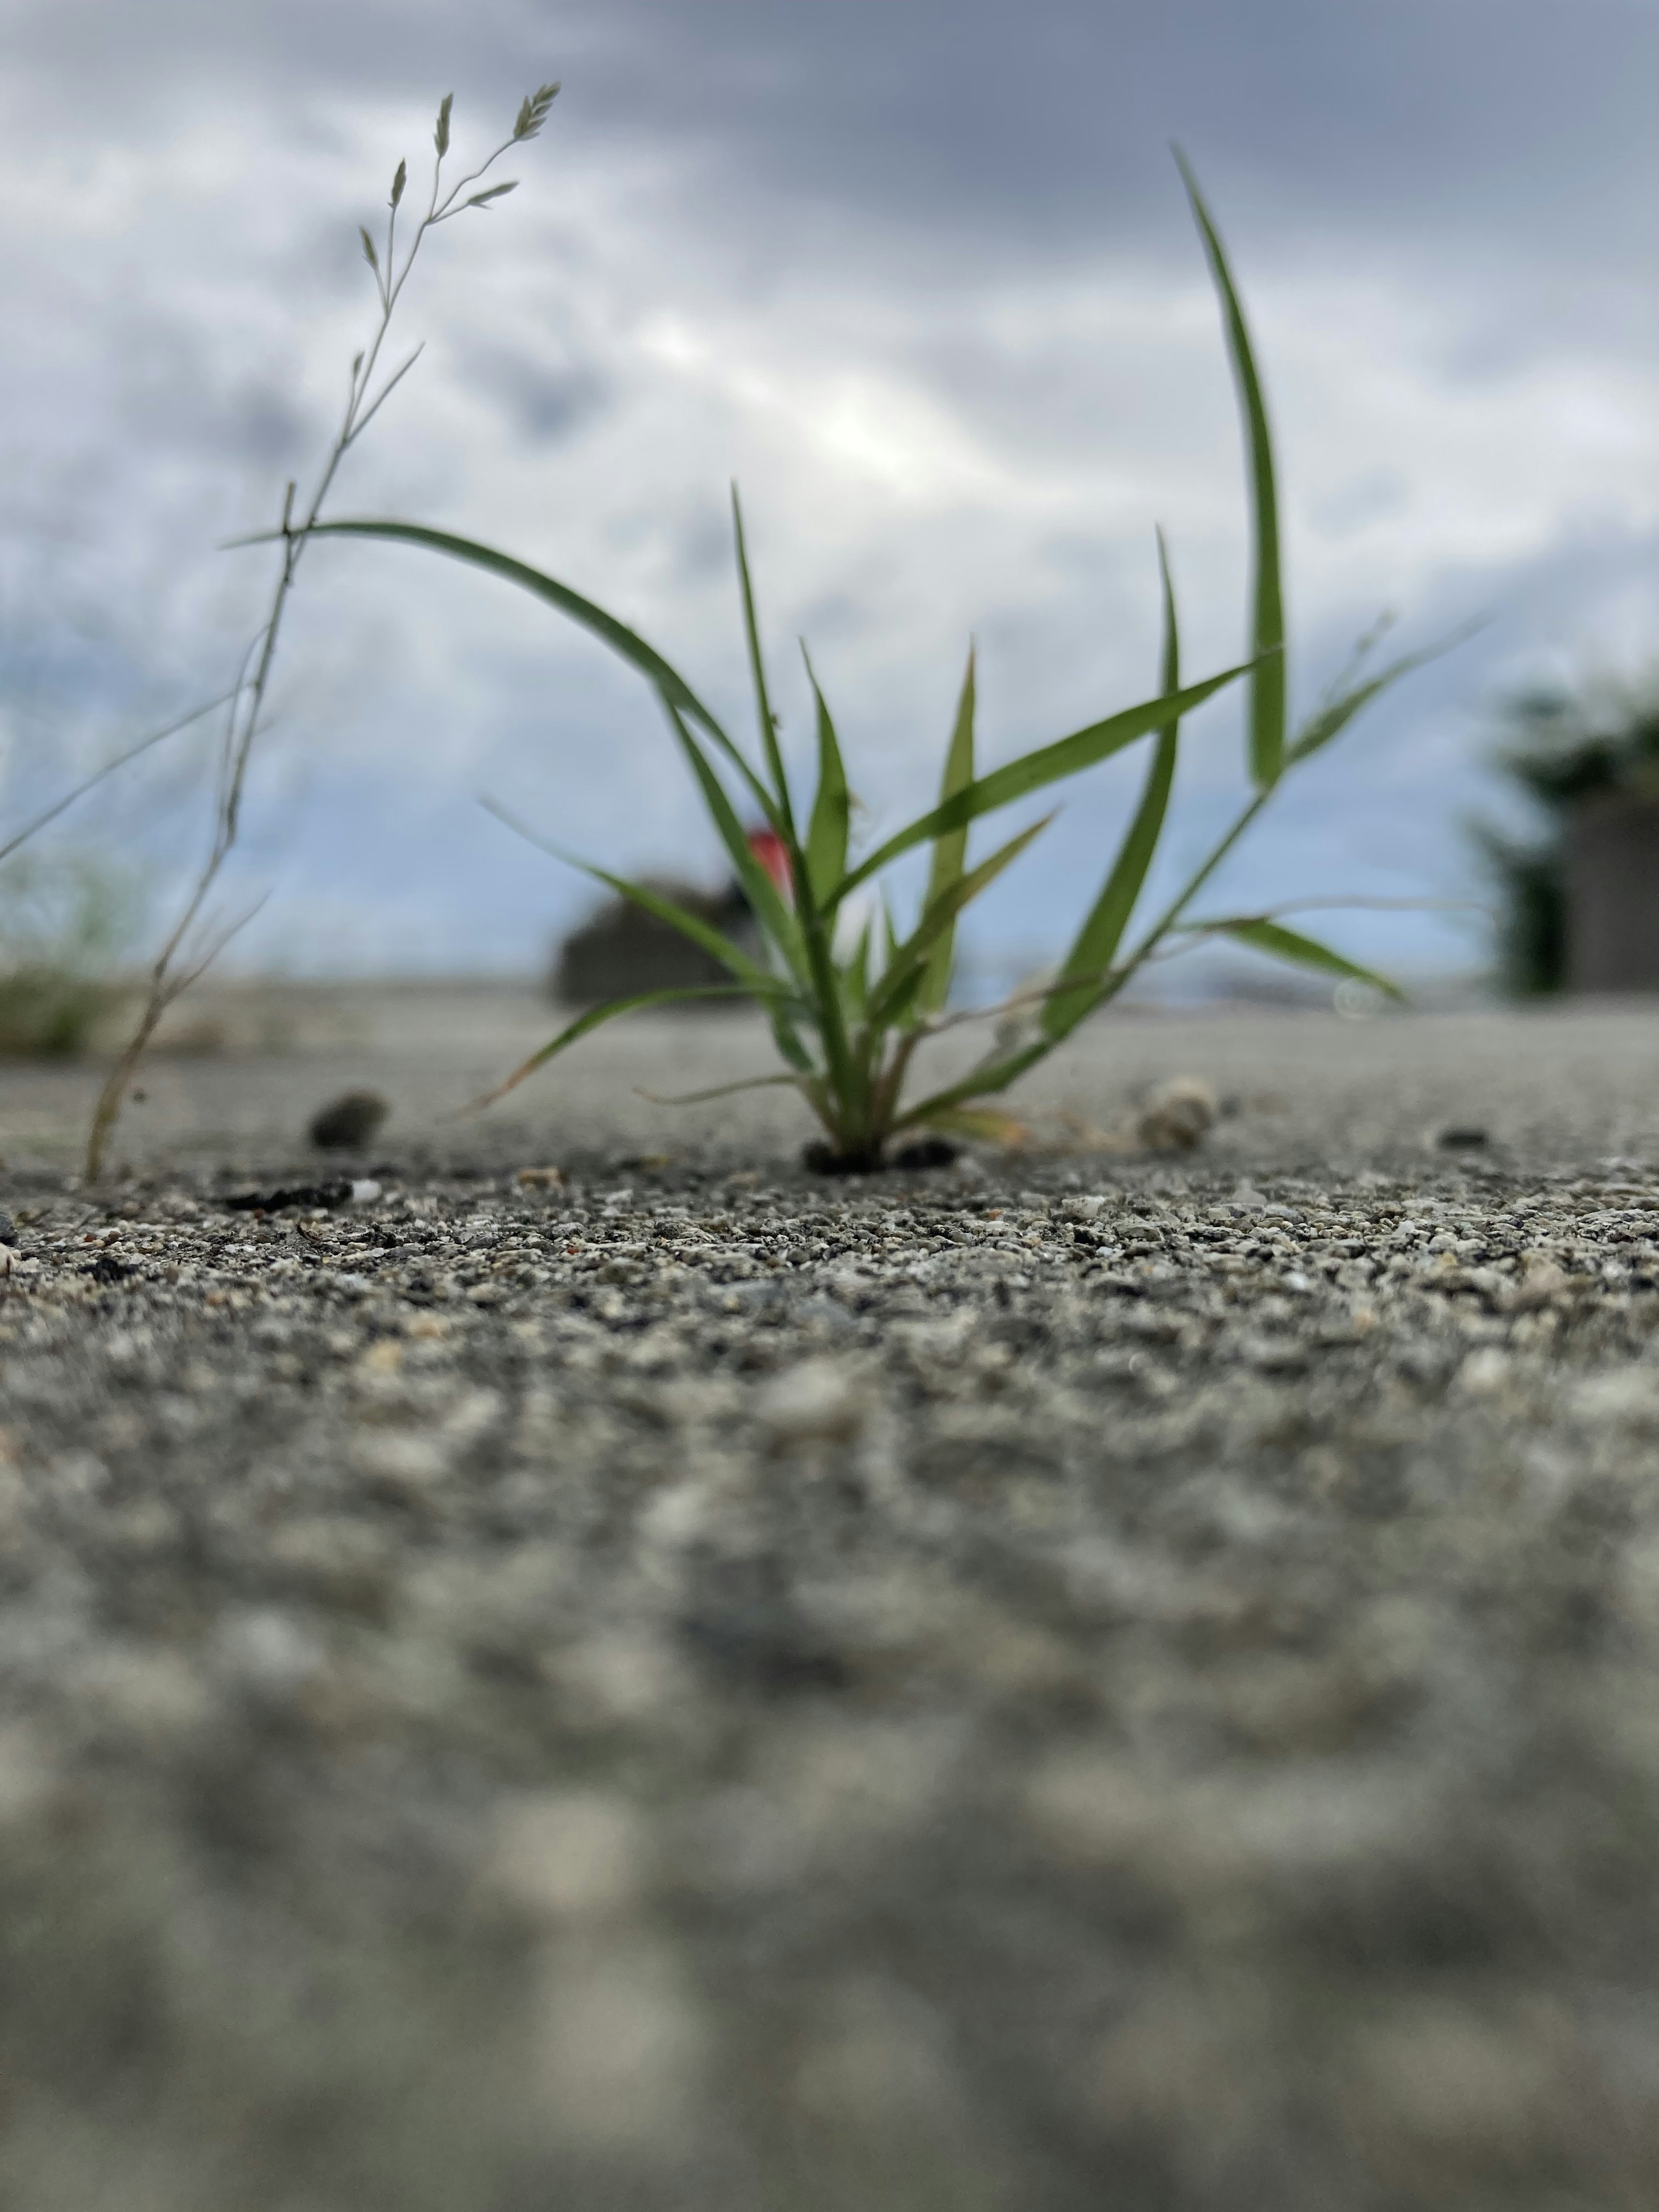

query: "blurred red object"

left=747, top=826, right=793, bottom=897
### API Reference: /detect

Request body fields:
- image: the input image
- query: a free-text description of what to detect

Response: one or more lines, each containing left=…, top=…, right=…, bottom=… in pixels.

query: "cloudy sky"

left=1, top=0, right=1655, bottom=985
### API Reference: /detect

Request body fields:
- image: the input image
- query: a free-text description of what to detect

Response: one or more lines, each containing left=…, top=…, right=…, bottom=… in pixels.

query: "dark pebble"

left=0, top=1212, right=14, bottom=1245
left=223, top=1179, right=353, bottom=1214
left=308, top=1090, right=389, bottom=1150
left=1437, top=1125, right=1491, bottom=1150
left=892, top=1137, right=960, bottom=1171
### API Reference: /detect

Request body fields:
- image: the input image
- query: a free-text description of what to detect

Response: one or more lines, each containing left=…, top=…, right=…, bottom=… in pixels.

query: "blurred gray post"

left=1564, top=792, right=1659, bottom=992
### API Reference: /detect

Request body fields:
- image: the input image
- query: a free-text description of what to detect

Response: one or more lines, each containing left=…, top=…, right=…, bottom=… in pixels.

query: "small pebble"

left=1136, top=1076, right=1218, bottom=1153
left=308, top=1089, right=389, bottom=1150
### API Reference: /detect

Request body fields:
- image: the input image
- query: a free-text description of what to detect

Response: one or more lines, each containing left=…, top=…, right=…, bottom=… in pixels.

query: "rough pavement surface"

left=1, top=1006, right=1657, bottom=2210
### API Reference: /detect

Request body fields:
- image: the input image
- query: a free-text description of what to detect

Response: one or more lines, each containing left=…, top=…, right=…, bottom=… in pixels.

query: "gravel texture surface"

left=2, top=1003, right=1658, bottom=2210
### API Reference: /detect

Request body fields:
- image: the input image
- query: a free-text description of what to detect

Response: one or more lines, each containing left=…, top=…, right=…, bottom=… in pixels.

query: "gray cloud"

left=0, top=0, right=1653, bottom=977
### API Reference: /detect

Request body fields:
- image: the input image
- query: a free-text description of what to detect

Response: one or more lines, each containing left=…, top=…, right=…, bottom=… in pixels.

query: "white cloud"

left=0, top=4, right=1653, bottom=978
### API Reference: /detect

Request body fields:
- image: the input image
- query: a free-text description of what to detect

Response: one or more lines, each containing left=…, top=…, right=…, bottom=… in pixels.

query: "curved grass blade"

left=915, top=646, right=976, bottom=1018
left=914, top=1105, right=1029, bottom=1145
left=1043, top=529, right=1183, bottom=1042
left=888, top=1038, right=1053, bottom=1134
left=480, top=795, right=795, bottom=999
left=469, top=985, right=769, bottom=1110
left=1207, top=916, right=1404, bottom=999
left=867, top=811, right=1055, bottom=1030
left=801, top=648, right=850, bottom=906
left=832, top=657, right=1263, bottom=908
left=636, top=1071, right=807, bottom=1106
left=300, top=519, right=784, bottom=833
left=658, top=696, right=807, bottom=984
left=731, top=488, right=796, bottom=840
left=1176, top=150, right=1285, bottom=791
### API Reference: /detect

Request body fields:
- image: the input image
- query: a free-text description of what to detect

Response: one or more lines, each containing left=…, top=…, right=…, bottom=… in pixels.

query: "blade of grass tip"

left=297, top=519, right=785, bottom=834
left=1043, top=529, right=1184, bottom=1042
left=468, top=985, right=765, bottom=1111
left=868, top=810, right=1055, bottom=1031
left=1175, top=150, right=1285, bottom=791
left=1287, top=618, right=1487, bottom=765
left=1210, top=916, right=1405, bottom=1000
left=800, top=647, right=851, bottom=906
left=916, top=645, right=977, bottom=1018
left=730, top=488, right=797, bottom=841
left=831, top=655, right=1264, bottom=907
left=480, top=795, right=798, bottom=998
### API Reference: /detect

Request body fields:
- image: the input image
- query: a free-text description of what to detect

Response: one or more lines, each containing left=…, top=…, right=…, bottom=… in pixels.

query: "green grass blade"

left=801, top=648, right=851, bottom=906
left=831, top=657, right=1262, bottom=907
left=730, top=487, right=797, bottom=839
left=842, top=912, right=872, bottom=1019
left=1042, top=529, right=1183, bottom=1042
left=470, top=984, right=771, bottom=1109
left=658, top=696, right=809, bottom=988
left=865, top=811, right=1054, bottom=1030
left=480, top=796, right=795, bottom=997
left=302, top=518, right=783, bottom=833
left=636, top=1072, right=807, bottom=1106
left=1176, top=151, right=1285, bottom=791
left=1209, top=916, right=1405, bottom=1000
left=1288, top=623, right=1482, bottom=765
left=888, top=1039, right=1054, bottom=1132
left=915, top=646, right=977, bottom=1017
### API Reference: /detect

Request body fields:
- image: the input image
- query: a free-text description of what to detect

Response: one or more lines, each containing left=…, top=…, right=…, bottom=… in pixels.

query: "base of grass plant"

left=801, top=1135, right=960, bottom=1176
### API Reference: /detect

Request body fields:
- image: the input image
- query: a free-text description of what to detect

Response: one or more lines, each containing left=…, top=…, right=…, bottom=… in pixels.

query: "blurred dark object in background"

left=551, top=877, right=757, bottom=1006
left=1471, top=671, right=1659, bottom=994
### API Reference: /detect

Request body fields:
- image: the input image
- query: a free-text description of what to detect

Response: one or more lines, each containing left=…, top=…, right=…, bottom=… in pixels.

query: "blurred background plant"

left=0, top=849, right=148, bottom=1057
left=1471, top=668, right=1659, bottom=995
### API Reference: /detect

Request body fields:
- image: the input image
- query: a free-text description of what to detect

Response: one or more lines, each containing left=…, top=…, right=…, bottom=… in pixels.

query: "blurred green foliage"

left=0, top=851, right=145, bottom=1056
left=1474, top=673, right=1659, bottom=994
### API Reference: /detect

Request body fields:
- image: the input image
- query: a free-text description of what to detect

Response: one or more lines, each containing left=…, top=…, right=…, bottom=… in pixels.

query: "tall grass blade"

left=801, top=650, right=851, bottom=906
left=730, top=488, right=795, bottom=836
left=833, top=656, right=1263, bottom=905
left=915, top=647, right=976, bottom=1017
left=1043, top=529, right=1183, bottom=1042
left=1176, top=151, right=1285, bottom=791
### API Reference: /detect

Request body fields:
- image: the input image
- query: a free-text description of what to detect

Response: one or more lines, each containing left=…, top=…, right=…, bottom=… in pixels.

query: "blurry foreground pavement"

left=0, top=998, right=1657, bottom=2209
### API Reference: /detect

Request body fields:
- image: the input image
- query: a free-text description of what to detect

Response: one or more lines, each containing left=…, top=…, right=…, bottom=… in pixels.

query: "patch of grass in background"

left=0, top=851, right=146, bottom=1058
left=309, top=160, right=1443, bottom=1167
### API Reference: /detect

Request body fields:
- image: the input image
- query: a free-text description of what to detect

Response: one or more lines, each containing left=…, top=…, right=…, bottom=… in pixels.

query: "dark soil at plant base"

left=1, top=1009, right=1658, bottom=2210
